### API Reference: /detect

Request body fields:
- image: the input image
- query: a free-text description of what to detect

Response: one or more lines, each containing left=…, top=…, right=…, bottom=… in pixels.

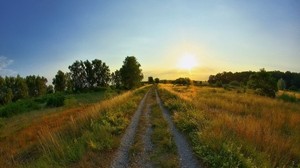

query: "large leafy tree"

left=111, top=70, right=121, bottom=88
left=84, top=60, right=95, bottom=88
left=69, top=60, right=87, bottom=91
left=247, top=69, right=278, bottom=98
left=92, top=59, right=111, bottom=87
left=119, top=56, right=143, bottom=89
left=26, top=75, right=47, bottom=97
left=14, top=75, right=29, bottom=100
left=53, top=70, right=67, bottom=92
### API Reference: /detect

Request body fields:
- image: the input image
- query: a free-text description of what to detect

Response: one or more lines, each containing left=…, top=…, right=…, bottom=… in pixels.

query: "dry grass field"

left=0, top=86, right=149, bottom=167
left=158, top=84, right=300, bottom=167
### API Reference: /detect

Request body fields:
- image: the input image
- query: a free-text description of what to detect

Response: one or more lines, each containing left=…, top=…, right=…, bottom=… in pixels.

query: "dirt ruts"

left=111, top=88, right=200, bottom=168
left=155, top=90, right=200, bottom=168
left=111, top=90, right=150, bottom=168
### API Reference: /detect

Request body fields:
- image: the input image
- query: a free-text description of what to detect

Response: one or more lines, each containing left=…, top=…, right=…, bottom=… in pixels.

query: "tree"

left=53, top=70, right=67, bottom=92
left=277, top=78, right=286, bottom=90
left=119, top=56, right=143, bottom=89
left=14, top=75, right=29, bottom=100
left=84, top=60, right=95, bottom=88
left=247, top=69, right=277, bottom=98
left=111, top=70, right=121, bottom=88
left=174, top=77, right=191, bottom=86
left=26, top=75, right=47, bottom=97
left=65, top=72, right=73, bottom=92
left=69, top=60, right=87, bottom=91
left=155, top=78, right=160, bottom=84
left=92, top=59, right=111, bottom=87
left=148, top=76, right=154, bottom=84
left=26, top=75, right=37, bottom=97
left=47, top=85, right=54, bottom=94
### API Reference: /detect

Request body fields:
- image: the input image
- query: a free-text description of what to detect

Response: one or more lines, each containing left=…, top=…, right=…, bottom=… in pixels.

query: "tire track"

left=111, top=90, right=150, bottom=168
left=155, top=90, right=200, bottom=168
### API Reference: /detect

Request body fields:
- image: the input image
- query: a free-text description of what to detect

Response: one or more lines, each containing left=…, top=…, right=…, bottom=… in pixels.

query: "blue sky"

left=0, top=0, right=299, bottom=81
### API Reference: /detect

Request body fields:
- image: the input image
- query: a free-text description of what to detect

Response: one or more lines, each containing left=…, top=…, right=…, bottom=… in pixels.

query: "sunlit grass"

left=0, top=86, right=149, bottom=167
left=159, top=84, right=300, bottom=167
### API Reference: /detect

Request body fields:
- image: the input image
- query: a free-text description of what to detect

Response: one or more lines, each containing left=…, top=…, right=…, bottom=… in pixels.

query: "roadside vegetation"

left=0, top=56, right=146, bottom=167
left=150, top=101, right=179, bottom=168
left=1, top=86, right=149, bottom=167
left=158, top=84, right=300, bottom=167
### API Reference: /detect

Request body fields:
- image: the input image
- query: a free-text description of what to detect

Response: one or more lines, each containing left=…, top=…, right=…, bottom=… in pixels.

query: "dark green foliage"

left=47, top=85, right=54, bottom=94
left=209, top=70, right=300, bottom=91
left=229, top=80, right=240, bottom=87
left=68, top=59, right=111, bottom=91
left=173, top=77, right=191, bottom=86
left=26, top=75, right=47, bottom=97
left=0, top=99, right=41, bottom=117
left=119, top=56, right=143, bottom=89
left=46, top=93, right=65, bottom=107
left=247, top=69, right=278, bottom=98
left=148, top=76, right=154, bottom=84
left=154, top=78, right=160, bottom=83
left=92, top=59, right=111, bottom=87
left=111, top=70, right=121, bottom=89
left=68, top=60, right=87, bottom=91
left=278, top=93, right=298, bottom=103
left=53, top=70, right=67, bottom=92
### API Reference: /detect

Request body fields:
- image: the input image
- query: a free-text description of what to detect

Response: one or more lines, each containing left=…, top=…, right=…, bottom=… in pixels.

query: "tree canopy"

left=120, top=56, right=143, bottom=89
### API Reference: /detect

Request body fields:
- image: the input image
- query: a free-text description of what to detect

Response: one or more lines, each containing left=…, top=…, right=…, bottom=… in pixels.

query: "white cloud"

left=0, top=56, right=17, bottom=76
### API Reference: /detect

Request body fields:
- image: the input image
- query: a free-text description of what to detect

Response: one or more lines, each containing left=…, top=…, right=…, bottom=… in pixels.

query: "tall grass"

left=0, top=86, right=149, bottom=167
left=159, top=84, right=300, bottom=167
left=23, top=87, right=149, bottom=167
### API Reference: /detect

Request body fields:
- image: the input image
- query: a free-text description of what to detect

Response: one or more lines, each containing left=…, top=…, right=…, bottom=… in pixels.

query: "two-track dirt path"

left=111, top=90, right=150, bottom=168
left=155, top=90, right=200, bottom=168
left=111, top=88, right=200, bottom=168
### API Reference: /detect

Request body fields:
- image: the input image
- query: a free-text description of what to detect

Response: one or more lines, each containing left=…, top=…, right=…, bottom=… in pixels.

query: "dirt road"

left=111, top=88, right=200, bottom=168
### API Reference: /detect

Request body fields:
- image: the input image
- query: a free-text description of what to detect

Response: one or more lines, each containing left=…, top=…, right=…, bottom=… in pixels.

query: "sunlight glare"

left=177, top=54, right=198, bottom=71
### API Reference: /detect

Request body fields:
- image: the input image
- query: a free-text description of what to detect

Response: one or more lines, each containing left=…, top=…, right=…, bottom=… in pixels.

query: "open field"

left=0, top=86, right=148, bottom=167
left=158, top=84, right=300, bottom=167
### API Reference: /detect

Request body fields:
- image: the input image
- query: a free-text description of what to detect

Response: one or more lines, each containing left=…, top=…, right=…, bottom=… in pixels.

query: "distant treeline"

left=208, top=70, right=300, bottom=91
left=0, top=75, right=48, bottom=105
left=0, top=56, right=143, bottom=105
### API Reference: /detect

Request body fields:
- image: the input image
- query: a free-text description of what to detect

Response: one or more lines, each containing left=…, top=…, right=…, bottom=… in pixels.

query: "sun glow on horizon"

left=177, top=54, right=198, bottom=72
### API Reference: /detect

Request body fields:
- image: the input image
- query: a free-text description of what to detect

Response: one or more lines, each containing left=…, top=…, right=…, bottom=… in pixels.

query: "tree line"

left=208, top=69, right=300, bottom=97
left=0, top=56, right=143, bottom=105
left=208, top=70, right=300, bottom=90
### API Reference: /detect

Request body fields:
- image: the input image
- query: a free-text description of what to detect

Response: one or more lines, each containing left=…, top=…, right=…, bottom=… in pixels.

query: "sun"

left=177, top=54, right=198, bottom=71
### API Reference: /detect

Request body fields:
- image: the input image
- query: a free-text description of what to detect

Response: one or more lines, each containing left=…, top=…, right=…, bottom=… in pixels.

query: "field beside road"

left=158, top=84, right=300, bottom=167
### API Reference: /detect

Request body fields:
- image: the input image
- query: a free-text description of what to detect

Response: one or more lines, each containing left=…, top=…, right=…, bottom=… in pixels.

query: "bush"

left=247, top=69, right=277, bottom=98
left=0, top=99, right=41, bottom=117
left=229, top=81, right=240, bottom=87
left=278, top=93, right=297, bottom=103
left=46, top=94, right=65, bottom=107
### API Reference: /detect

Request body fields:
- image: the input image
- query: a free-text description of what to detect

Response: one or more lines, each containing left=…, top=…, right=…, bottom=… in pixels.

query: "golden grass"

left=0, top=86, right=149, bottom=167
left=159, top=84, right=300, bottom=167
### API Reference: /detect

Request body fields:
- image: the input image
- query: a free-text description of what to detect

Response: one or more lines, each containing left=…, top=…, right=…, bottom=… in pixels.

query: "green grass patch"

left=150, top=103, right=179, bottom=168
left=0, top=88, right=119, bottom=118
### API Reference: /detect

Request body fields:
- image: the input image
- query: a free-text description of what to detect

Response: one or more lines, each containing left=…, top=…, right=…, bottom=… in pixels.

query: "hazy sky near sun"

left=0, top=0, right=299, bottom=81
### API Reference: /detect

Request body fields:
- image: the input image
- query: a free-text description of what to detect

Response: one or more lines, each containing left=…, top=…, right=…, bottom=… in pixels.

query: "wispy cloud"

left=0, top=56, right=17, bottom=76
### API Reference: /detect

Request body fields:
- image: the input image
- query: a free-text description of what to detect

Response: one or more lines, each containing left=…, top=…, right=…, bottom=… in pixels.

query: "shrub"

left=247, top=69, right=277, bottom=98
left=46, top=93, right=65, bottom=107
left=0, top=99, right=41, bottom=117
left=278, top=93, right=297, bottom=103
left=229, top=81, right=240, bottom=87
